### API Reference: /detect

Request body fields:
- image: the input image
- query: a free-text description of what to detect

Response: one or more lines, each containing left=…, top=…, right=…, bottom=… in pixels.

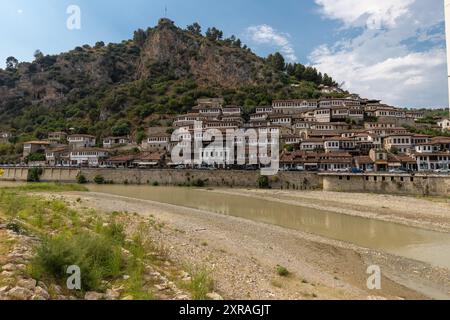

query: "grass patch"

left=31, top=232, right=124, bottom=292
left=2, top=183, right=88, bottom=193
left=0, top=187, right=209, bottom=300
left=181, top=267, right=214, bottom=300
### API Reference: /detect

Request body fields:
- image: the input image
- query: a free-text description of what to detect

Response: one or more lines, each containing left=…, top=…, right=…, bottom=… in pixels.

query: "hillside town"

left=1, top=97, right=450, bottom=173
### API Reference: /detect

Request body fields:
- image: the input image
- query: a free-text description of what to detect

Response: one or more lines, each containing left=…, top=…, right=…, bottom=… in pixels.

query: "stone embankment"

left=1, top=167, right=449, bottom=196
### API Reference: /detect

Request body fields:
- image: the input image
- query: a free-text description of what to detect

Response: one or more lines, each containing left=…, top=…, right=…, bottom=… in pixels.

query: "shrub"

left=27, top=168, right=43, bottom=182
left=191, top=179, right=205, bottom=187
left=31, top=232, right=124, bottom=291
left=76, top=173, right=87, bottom=184
left=93, top=175, right=105, bottom=184
left=276, top=265, right=289, bottom=277
left=257, top=175, right=270, bottom=189
left=6, top=221, right=23, bottom=234
left=152, top=181, right=159, bottom=186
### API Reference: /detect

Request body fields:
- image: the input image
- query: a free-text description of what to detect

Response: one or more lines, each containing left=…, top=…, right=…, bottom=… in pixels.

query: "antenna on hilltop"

left=165, top=5, right=168, bottom=17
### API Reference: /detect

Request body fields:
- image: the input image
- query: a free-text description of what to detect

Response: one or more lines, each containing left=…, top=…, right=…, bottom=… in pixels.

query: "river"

left=86, top=184, right=450, bottom=270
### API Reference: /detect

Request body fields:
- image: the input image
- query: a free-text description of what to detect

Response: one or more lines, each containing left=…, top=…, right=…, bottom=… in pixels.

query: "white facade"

left=70, top=149, right=108, bottom=167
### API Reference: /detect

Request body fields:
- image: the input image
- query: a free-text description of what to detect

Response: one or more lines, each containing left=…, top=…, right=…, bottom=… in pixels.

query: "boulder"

left=34, top=286, right=50, bottom=300
left=7, top=287, right=33, bottom=300
left=105, top=289, right=120, bottom=300
left=17, top=278, right=37, bottom=291
left=2, top=264, right=16, bottom=272
left=206, top=292, right=223, bottom=300
left=84, top=292, right=104, bottom=300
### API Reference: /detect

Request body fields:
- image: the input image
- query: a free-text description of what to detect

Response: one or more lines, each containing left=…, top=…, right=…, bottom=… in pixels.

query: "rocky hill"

left=0, top=18, right=340, bottom=141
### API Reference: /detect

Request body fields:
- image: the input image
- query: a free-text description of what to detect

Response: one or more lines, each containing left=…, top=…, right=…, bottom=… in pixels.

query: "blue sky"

left=0, top=0, right=447, bottom=108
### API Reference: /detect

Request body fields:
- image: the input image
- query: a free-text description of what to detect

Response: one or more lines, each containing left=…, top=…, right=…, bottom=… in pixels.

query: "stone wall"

left=80, top=169, right=321, bottom=190
left=0, top=167, right=321, bottom=190
left=1, top=167, right=449, bottom=196
left=321, top=173, right=450, bottom=197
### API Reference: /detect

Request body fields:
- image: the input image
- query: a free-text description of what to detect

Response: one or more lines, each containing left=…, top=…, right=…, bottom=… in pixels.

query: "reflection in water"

left=86, top=185, right=447, bottom=269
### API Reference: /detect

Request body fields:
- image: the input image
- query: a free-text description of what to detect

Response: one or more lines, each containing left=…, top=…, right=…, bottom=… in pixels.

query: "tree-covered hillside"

left=0, top=18, right=342, bottom=144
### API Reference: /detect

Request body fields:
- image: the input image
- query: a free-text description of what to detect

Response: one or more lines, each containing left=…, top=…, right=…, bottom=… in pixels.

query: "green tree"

left=267, top=53, right=285, bottom=71
left=34, top=50, right=44, bottom=61
left=187, top=23, right=202, bottom=36
left=27, top=168, right=43, bottom=182
left=205, top=27, right=223, bottom=41
left=112, top=121, right=131, bottom=136
left=6, top=56, right=18, bottom=70
left=133, top=29, right=147, bottom=47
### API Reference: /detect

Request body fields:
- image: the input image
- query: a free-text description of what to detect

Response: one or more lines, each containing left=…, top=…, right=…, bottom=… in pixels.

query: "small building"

left=384, top=134, right=414, bottom=153
left=102, top=136, right=130, bottom=149
left=222, top=106, right=242, bottom=116
left=69, top=148, right=108, bottom=167
left=255, top=106, right=274, bottom=114
left=133, top=152, right=166, bottom=168
left=45, top=147, right=70, bottom=167
left=314, top=109, right=331, bottom=123
left=68, top=134, right=96, bottom=149
left=354, top=156, right=375, bottom=172
left=106, top=154, right=136, bottom=168
left=437, top=118, right=450, bottom=132
left=144, top=133, right=171, bottom=152
left=300, top=139, right=324, bottom=151
left=48, top=132, right=68, bottom=142
left=23, top=141, right=51, bottom=158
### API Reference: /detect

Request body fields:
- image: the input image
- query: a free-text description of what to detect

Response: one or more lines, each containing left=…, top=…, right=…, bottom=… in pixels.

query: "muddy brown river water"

left=85, top=185, right=450, bottom=270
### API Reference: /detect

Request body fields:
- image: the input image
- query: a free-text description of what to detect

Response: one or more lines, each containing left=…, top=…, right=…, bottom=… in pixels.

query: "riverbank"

left=0, top=185, right=218, bottom=301
left=49, top=190, right=450, bottom=300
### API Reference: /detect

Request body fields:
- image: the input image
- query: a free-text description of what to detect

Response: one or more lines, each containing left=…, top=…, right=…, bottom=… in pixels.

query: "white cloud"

left=311, top=0, right=447, bottom=108
left=315, top=0, right=415, bottom=29
left=245, top=24, right=297, bottom=62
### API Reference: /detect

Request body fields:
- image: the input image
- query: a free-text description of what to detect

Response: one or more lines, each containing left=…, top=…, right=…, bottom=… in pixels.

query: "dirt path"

left=52, top=191, right=450, bottom=300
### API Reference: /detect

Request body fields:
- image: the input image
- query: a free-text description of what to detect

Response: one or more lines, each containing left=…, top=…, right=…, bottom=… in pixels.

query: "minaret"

left=445, top=0, right=450, bottom=116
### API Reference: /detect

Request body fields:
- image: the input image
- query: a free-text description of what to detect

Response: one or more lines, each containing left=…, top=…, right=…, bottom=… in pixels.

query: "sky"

left=0, top=0, right=447, bottom=108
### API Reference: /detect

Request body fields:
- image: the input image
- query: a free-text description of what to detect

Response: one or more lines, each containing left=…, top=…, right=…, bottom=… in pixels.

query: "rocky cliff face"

left=137, top=19, right=266, bottom=87
left=0, top=19, right=269, bottom=115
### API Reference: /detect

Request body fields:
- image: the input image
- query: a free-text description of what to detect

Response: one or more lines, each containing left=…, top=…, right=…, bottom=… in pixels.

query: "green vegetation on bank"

left=0, top=183, right=214, bottom=299
left=1, top=182, right=87, bottom=193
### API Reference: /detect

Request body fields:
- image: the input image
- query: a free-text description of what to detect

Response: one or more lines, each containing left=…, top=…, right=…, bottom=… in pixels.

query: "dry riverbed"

left=47, top=190, right=450, bottom=300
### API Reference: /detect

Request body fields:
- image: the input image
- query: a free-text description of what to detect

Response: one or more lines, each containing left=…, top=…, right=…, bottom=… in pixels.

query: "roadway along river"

left=87, top=185, right=450, bottom=270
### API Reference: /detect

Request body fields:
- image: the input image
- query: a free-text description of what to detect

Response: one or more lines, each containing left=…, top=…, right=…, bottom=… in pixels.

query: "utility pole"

left=445, top=0, right=450, bottom=117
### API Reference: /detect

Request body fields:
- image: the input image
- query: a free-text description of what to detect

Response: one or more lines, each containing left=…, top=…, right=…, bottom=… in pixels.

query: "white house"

left=68, top=134, right=96, bottom=149
left=437, top=118, right=450, bottom=132
left=102, top=136, right=130, bottom=149
left=69, top=148, right=109, bottom=167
